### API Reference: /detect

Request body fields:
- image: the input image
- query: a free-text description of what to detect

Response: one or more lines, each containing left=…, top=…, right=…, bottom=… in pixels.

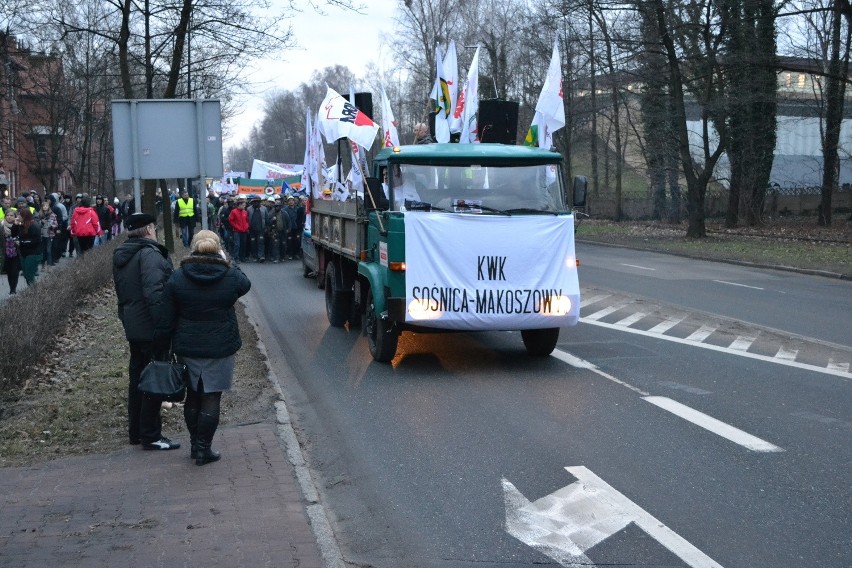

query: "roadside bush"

left=0, top=236, right=125, bottom=390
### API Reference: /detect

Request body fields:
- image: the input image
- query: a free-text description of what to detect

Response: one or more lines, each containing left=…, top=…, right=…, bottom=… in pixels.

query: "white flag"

left=443, top=40, right=458, bottom=119
left=311, top=112, right=328, bottom=199
left=318, top=87, right=380, bottom=149
left=301, top=108, right=312, bottom=196
left=452, top=47, right=481, bottom=143
left=434, top=44, right=451, bottom=143
left=525, top=36, right=565, bottom=149
left=381, top=86, right=400, bottom=148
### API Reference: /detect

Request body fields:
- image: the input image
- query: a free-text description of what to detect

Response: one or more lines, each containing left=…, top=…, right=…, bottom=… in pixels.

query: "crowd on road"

left=174, top=189, right=306, bottom=265
left=1, top=190, right=137, bottom=294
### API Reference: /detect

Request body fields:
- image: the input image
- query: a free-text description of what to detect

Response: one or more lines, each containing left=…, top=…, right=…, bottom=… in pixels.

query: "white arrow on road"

left=503, top=466, right=724, bottom=568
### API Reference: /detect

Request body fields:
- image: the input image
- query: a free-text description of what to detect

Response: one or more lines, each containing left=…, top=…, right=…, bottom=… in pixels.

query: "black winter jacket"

left=160, top=254, right=251, bottom=358
left=113, top=238, right=174, bottom=343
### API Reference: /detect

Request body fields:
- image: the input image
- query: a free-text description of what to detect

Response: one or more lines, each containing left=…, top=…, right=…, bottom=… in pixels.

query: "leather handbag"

left=138, top=357, right=187, bottom=402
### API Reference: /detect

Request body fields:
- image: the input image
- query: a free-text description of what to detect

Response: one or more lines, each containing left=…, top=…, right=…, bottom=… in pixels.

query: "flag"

left=348, top=83, right=370, bottom=194
left=525, top=36, right=565, bottom=149
left=381, top=86, right=400, bottom=148
left=443, top=40, right=458, bottom=119
left=345, top=141, right=365, bottom=198
left=310, top=111, right=327, bottom=199
left=451, top=46, right=481, bottom=143
left=301, top=108, right=312, bottom=197
left=318, top=87, right=380, bottom=149
left=434, top=44, right=451, bottom=143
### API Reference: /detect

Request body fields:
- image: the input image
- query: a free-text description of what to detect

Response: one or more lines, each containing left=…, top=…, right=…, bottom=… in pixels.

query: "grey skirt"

left=182, top=355, right=235, bottom=393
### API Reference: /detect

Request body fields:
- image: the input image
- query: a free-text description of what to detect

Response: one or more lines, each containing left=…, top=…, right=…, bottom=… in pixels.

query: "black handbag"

left=138, top=356, right=187, bottom=402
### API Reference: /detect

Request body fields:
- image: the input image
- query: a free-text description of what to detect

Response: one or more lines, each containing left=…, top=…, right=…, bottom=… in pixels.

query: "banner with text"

left=404, top=214, right=580, bottom=330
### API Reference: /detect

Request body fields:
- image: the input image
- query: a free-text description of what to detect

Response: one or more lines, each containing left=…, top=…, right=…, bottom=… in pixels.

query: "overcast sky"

left=224, top=1, right=397, bottom=149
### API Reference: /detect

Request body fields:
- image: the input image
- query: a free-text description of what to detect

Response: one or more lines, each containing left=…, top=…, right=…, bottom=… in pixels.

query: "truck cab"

left=311, top=143, right=585, bottom=363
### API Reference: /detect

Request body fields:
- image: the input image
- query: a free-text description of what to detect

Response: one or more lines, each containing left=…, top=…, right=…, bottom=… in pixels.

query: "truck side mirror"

left=572, top=175, right=588, bottom=208
left=365, top=177, right=389, bottom=211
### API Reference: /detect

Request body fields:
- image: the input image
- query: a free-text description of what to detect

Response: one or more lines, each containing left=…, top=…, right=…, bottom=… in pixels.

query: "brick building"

left=0, top=33, right=76, bottom=200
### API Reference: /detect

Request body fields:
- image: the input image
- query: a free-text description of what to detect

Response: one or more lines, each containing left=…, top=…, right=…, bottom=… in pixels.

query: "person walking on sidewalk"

left=113, top=212, right=181, bottom=451
left=17, top=208, right=42, bottom=286
left=3, top=209, right=22, bottom=294
left=70, top=195, right=101, bottom=253
left=159, top=230, right=250, bottom=465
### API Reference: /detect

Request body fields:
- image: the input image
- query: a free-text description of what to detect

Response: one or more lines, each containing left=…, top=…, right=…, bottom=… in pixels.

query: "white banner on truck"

left=404, top=214, right=580, bottom=331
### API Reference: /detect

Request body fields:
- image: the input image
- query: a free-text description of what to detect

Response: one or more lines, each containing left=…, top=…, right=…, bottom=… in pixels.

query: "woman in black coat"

left=161, top=230, right=251, bottom=465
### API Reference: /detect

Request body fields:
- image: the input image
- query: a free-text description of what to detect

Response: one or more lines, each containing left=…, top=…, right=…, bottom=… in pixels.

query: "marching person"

left=17, top=208, right=42, bottom=286
left=113, top=212, right=180, bottom=451
left=159, top=230, right=250, bottom=465
left=173, top=188, right=197, bottom=247
left=228, top=196, right=249, bottom=264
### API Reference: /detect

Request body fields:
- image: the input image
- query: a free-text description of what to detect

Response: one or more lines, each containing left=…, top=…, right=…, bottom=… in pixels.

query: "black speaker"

left=344, top=92, right=373, bottom=120
left=478, top=99, right=519, bottom=144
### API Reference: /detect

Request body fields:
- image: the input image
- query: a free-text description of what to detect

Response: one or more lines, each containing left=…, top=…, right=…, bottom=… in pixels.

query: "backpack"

left=5, top=236, right=18, bottom=258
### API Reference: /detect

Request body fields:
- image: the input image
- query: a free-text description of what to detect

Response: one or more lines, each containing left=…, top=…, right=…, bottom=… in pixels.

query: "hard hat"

left=266, top=195, right=275, bottom=202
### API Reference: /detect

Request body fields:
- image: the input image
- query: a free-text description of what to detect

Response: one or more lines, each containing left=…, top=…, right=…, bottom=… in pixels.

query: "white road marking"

left=827, top=359, right=850, bottom=373
left=580, top=293, right=611, bottom=308
left=643, top=396, right=784, bottom=452
left=713, top=279, right=764, bottom=290
left=620, top=263, right=656, bottom=271
left=647, top=315, right=687, bottom=334
left=728, top=335, right=757, bottom=352
left=503, top=467, right=724, bottom=568
left=552, top=349, right=650, bottom=396
left=584, top=299, right=634, bottom=321
left=774, top=347, right=799, bottom=361
left=579, top=318, right=852, bottom=380
left=686, top=324, right=717, bottom=343
left=612, top=311, right=647, bottom=327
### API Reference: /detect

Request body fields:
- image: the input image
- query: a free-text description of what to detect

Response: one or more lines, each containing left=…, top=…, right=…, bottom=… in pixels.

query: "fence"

left=586, top=185, right=851, bottom=220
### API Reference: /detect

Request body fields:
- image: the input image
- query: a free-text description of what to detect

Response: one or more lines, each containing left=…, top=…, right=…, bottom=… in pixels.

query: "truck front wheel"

left=521, top=328, right=560, bottom=357
left=325, top=262, right=350, bottom=327
left=366, top=290, right=398, bottom=363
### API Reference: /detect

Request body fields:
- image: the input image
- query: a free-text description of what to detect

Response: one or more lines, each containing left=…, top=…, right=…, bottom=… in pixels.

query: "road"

left=241, top=250, right=851, bottom=568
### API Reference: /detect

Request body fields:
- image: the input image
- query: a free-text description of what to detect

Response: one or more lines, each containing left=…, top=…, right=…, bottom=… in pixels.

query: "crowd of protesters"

left=172, top=189, right=306, bottom=266
left=1, top=190, right=134, bottom=294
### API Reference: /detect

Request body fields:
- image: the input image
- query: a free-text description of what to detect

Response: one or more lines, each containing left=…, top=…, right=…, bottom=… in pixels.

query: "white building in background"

left=687, top=57, right=852, bottom=190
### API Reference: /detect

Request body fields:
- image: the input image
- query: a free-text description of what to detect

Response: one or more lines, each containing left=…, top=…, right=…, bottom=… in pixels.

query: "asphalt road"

left=241, top=255, right=851, bottom=568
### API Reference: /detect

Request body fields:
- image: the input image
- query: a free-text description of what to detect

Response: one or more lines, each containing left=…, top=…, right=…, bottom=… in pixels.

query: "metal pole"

left=196, top=100, right=207, bottom=230
left=130, top=100, right=142, bottom=207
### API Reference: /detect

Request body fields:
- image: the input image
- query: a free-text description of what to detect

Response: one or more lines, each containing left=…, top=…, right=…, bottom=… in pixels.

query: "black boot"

left=195, top=411, right=221, bottom=466
left=184, top=399, right=200, bottom=460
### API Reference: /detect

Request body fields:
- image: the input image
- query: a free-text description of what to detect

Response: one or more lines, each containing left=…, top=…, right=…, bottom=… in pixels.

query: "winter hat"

left=125, top=213, right=156, bottom=230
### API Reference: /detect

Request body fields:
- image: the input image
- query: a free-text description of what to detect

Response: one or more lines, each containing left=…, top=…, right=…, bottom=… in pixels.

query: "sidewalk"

left=0, top=422, right=323, bottom=567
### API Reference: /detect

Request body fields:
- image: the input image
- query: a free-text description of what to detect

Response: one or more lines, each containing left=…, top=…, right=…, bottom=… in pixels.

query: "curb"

left=248, top=301, right=346, bottom=568
left=575, top=239, right=850, bottom=280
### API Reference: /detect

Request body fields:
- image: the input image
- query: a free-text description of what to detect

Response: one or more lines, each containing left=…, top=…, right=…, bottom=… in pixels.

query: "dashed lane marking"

left=712, top=280, right=764, bottom=290
left=621, top=263, right=656, bottom=271
left=643, top=396, right=784, bottom=453
left=553, top=349, right=784, bottom=453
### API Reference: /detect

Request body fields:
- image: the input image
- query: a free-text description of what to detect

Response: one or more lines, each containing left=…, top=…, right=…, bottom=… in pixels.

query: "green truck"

left=310, top=142, right=585, bottom=362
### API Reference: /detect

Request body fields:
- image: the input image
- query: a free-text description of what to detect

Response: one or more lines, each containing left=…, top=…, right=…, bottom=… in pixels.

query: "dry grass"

left=576, top=218, right=852, bottom=277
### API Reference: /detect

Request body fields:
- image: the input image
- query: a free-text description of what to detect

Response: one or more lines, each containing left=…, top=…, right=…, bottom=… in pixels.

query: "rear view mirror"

left=365, top=177, right=389, bottom=211
left=572, top=175, right=587, bottom=208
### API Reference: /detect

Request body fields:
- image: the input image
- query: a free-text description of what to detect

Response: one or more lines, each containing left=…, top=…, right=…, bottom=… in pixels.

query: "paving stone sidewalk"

left=0, top=422, right=323, bottom=567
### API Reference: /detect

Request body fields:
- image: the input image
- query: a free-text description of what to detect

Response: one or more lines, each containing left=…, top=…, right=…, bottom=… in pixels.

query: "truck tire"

left=366, top=289, right=398, bottom=363
left=521, top=328, right=560, bottom=357
left=325, top=263, right=349, bottom=327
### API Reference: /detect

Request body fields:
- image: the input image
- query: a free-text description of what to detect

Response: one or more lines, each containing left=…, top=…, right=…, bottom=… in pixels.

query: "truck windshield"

left=388, top=163, right=565, bottom=212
